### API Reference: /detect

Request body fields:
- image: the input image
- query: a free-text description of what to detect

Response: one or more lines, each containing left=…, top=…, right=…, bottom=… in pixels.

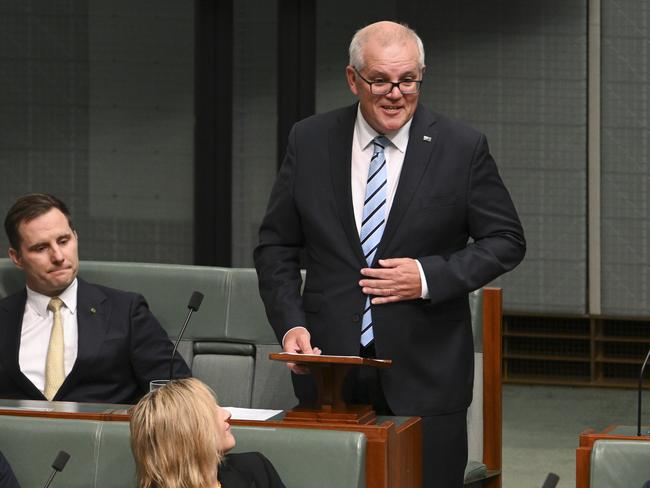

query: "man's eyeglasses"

left=353, top=67, right=423, bottom=95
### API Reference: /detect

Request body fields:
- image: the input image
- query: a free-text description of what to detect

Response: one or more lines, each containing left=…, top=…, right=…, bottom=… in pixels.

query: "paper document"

left=224, top=406, right=282, bottom=421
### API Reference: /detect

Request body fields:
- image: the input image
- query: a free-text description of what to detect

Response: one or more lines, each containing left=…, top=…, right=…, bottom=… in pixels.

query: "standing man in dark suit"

left=0, top=193, right=190, bottom=404
left=254, top=21, right=525, bottom=487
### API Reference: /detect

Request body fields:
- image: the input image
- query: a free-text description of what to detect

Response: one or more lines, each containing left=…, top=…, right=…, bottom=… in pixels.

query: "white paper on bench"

left=224, top=407, right=283, bottom=421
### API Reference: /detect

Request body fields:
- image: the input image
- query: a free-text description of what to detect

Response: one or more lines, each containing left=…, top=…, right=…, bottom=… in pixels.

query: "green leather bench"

left=0, top=258, right=502, bottom=486
left=590, top=439, right=650, bottom=488
left=0, top=259, right=296, bottom=410
left=0, top=414, right=366, bottom=488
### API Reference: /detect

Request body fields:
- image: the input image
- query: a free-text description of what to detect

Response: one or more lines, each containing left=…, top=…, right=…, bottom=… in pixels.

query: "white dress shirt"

left=19, top=279, right=79, bottom=394
left=351, top=107, right=429, bottom=298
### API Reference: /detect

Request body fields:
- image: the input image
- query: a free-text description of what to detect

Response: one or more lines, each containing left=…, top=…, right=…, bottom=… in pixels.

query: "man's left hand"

left=359, top=258, right=422, bottom=304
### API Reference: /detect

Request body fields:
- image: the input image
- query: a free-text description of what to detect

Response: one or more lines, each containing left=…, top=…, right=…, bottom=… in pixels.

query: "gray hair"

left=348, top=21, right=425, bottom=71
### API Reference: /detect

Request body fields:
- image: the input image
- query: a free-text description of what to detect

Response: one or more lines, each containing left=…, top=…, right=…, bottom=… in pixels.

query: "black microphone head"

left=188, top=291, right=204, bottom=311
left=541, top=472, right=559, bottom=488
left=52, top=451, right=70, bottom=472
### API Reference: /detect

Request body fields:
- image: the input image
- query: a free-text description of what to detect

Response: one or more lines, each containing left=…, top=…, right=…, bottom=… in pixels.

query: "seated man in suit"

left=0, top=451, right=20, bottom=488
left=0, top=193, right=191, bottom=404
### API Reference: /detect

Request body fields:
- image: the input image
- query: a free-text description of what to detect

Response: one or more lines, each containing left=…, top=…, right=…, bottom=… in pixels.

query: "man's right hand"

left=283, top=326, right=321, bottom=374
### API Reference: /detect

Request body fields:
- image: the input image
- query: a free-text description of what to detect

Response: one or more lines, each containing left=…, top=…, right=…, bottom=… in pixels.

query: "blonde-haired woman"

left=130, top=378, right=285, bottom=488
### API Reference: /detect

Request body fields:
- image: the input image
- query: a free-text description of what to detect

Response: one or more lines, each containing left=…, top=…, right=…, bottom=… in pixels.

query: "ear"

left=346, top=66, right=359, bottom=96
left=8, top=247, right=23, bottom=270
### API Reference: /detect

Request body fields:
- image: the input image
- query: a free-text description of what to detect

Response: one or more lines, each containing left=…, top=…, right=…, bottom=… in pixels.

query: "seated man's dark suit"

left=0, top=278, right=190, bottom=404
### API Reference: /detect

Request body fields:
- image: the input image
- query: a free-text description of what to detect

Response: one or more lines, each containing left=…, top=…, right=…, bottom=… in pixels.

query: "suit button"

left=352, top=313, right=361, bottom=322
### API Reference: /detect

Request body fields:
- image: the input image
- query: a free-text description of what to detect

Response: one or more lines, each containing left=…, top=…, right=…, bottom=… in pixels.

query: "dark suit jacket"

left=218, top=452, right=286, bottom=488
left=0, top=452, right=20, bottom=488
left=254, top=104, right=525, bottom=416
left=0, top=278, right=191, bottom=404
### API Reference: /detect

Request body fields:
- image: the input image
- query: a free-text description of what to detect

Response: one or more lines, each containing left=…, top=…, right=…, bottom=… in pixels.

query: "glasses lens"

left=370, top=82, right=391, bottom=95
left=370, top=81, right=420, bottom=95
left=399, top=81, right=419, bottom=94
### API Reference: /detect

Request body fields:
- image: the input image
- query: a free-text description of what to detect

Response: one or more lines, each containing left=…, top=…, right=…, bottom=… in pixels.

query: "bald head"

left=349, top=21, right=425, bottom=71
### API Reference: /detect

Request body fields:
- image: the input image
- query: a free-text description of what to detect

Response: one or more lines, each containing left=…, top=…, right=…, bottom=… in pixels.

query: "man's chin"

left=44, top=274, right=75, bottom=294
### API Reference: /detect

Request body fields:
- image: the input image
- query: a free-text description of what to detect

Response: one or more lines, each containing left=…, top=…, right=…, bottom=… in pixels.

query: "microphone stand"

left=169, top=307, right=195, bottom=381
left=637, top=347, right=650, bottom=436
left=169, top=291, right=203, bottom=381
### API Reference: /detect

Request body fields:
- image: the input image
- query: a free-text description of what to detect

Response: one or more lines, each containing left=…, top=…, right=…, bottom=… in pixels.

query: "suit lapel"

left=55, top=279, right=109, bottom=398
left=377, top=106, right=439, bottom=258
left=329, top=104, right=366, bottom=265
left=0, top=290, right=47, bottom=399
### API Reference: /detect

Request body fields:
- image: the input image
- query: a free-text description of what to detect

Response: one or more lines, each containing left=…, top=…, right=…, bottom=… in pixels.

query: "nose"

left=221, top=407, right=232, bottom=421
left=50, top=245, right=64, bottom=263
left=386, top=83, right=403, bottom=98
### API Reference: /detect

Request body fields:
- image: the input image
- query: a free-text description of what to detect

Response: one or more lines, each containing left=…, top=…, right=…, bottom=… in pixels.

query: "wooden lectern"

left=267, top=352, right=421, bottom=487
left=269, top=352, right=392, bottom=424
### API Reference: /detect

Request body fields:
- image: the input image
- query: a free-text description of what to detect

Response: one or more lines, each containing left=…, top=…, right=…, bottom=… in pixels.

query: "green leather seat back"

left=96, top=421, right=137, bottom=487
left=591, top=439, right=650, bottom=488
left=231, top=425, right=366, bottom=488
left=0, top=415, right=123, bottom=488
left=0, top=415, right=365, bottom=488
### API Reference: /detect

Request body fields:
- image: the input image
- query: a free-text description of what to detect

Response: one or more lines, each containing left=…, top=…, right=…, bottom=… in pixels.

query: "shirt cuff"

left=416, top=259, right=430, bottom=299
left=281, top=326, right=309, bottom=349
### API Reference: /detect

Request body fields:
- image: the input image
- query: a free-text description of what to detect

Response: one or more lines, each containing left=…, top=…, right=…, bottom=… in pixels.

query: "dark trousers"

left=341, top=344, right=468, bottom=488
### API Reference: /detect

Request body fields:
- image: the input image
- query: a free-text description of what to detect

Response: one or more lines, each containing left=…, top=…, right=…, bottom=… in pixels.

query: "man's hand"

left=359, top=257, right=422, bottom=304
left=283, top=326, right=321, bottom=374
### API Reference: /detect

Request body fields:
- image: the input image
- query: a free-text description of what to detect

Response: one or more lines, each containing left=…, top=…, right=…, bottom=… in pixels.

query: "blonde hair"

left=129, top=378, right=224, bottom=488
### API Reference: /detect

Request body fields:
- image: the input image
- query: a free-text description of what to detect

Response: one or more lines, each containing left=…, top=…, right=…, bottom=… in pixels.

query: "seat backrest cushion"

left=95, top=421, right=137, bottom=487
left=0, top=415, right=104, bottom=488
left=591, top=439, right=650, bottom=488
left=231, top=425, right=366, bottom=488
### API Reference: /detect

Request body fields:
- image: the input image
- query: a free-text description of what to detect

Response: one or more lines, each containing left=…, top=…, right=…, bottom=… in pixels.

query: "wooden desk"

left=576, top=425, right=650, bottom=488
left=0, top=400, right=420, bottom=488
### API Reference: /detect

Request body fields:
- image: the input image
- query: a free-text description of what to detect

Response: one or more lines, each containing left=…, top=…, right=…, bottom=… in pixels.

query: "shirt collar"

left=354, top=105, right=412, bottom=154
left=26, top=278, right=78, bottom=317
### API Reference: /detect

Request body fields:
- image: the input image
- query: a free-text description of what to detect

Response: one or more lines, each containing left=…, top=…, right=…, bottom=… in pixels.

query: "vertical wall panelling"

left=0, top=2, right=195, bottom=264
left=588, top=0, right=602, bottom=315
left=195, top=0, right=233, bottom=266
left=276, top=0, right=315, bottom=169
left=231, top=0, right=278, bottom=267
left=601, top=0, right=650, bottom=316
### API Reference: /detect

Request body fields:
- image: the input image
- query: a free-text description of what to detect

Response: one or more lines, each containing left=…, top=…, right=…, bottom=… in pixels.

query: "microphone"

left=637, top=347, right=650, bottom=436
left=169, top=291, right=204, bottom=381
left=540, top=472, right=559, bottom=488
left=42, top=450, right=70, bottom=488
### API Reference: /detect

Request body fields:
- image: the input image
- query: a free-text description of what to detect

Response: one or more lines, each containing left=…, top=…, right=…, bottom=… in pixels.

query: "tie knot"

left=48, top=297, right=64, bottom=313
left=373, top=136, right=390, bottom=153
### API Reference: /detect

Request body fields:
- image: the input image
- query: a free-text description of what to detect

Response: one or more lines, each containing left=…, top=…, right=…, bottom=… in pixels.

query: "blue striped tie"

left=360, top=136, right=389, bottom=347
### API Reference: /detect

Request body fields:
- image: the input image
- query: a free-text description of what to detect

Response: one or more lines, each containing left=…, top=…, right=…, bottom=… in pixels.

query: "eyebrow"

left=366, top=69, right=420, bottom=80
left=26, top=232, right=72, bottom=251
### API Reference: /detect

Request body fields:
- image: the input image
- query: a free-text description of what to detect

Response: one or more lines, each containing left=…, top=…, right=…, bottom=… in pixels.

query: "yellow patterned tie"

left=44, top=297, right=65, bottom=400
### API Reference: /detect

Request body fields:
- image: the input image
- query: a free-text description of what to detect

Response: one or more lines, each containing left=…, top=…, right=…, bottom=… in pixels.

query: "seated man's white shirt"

left=19, top=279, right=79, bottom=393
